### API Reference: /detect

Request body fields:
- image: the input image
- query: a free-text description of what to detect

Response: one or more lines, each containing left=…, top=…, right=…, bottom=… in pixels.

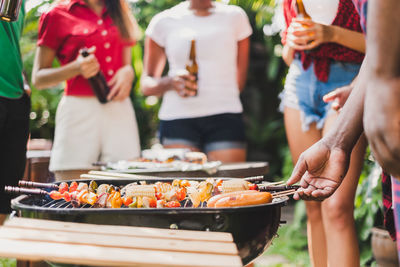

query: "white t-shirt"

left=145, top=1, right=252, bottom=120
left=303, top=0, right=339, bottom=25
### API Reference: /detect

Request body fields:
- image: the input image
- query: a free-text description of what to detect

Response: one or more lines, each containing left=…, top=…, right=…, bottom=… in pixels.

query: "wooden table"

left=0, top=218, right=242, bottom=267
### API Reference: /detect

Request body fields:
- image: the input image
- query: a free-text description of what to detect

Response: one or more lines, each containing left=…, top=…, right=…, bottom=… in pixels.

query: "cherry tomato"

left=149, top=198, right=157, bottom=208
left=165, top=201, right=181, bottom=208
left=63, top=191, right=71, bottom=202
left=123, top=196, right=133, bottom=206
left=249, top=184, right=258, bottom=191
left=58, top=182, right=69, bottom=194
left=175, top=187, right=187, bottom=202
left=69, top=182, right=78, bottom=193
left=155, top=192, right=164, bottom=200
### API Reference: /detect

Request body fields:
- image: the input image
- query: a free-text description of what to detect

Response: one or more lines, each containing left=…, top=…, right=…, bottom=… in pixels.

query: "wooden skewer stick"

left=272, top=189, right=296, bottom=198
left=264, top=181, right=286, bottom=186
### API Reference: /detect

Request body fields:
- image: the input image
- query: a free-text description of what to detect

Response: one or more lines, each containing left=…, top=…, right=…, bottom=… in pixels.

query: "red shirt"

left=37, top=0, right=135, bottom=96
left=281, top=0, right=364, bottom=82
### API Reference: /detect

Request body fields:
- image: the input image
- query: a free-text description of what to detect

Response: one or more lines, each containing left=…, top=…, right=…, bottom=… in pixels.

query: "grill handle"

left=18, top=180, right=59, bottom=190
left=258, top=185, right=300, bottom=192
left=5, top=186, right=48, bottom=196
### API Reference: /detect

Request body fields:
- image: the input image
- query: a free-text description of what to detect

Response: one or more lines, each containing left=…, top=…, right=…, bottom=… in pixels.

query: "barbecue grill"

left=10, top=177, right=288, bottom=265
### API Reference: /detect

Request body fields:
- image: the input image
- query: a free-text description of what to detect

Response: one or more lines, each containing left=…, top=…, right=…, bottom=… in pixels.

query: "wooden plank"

left=5, top=218, right=233, bottom=242
left=0, top=238, right=242, bottom=267
left=0, top=227, right=237, bottom=255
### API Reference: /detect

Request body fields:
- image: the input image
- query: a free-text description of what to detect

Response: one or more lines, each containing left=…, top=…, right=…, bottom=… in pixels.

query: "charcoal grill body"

left=11, top=178, right=286, bottom=265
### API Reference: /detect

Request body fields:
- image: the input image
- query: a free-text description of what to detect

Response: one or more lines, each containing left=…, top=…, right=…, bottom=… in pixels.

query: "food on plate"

left=184, top=151, right=207, bottom=164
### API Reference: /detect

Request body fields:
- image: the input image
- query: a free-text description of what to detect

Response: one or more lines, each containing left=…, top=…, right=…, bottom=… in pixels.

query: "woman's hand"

left=76, top=46, right=100, bottom=79
left=287, top=18, right=334, bottom=51
left=170, top=72, right=197, bottom=98
left=107, top=65, right=135, bottom=101
left=323, top=84, right=353, bottom=111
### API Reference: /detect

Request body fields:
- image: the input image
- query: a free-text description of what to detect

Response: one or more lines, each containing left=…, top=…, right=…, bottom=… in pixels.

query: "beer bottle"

left=0, top=0, right=23, bottom=22
left=295, top=0, right=311, bottom=19
left=80, top=48, right=110, bottom=104
left=185, top=39, right=198, bottom=96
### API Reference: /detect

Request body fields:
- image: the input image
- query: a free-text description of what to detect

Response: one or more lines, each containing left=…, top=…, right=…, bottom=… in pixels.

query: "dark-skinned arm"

left=363, top=0, right=400, bottom=178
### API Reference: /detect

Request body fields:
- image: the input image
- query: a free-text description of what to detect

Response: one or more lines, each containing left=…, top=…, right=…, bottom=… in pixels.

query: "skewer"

left=258, top=185, right=300, bottom=192
left=263, top=181, right=285, bottom=186
left=5, top=186, right=48, bottom=196
left=18, top=180, right=59, bottom=190
left=271, top=189, right=296, bottom=198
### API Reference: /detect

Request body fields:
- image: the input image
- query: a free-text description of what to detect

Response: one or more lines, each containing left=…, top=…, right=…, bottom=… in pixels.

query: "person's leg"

left=284, top=107, right=327, bottom=267
left=321, top=114, right=366, bottom=267
left=207, top=148, right=246, bottom=162
left=0, top=95, right=30, bottom=218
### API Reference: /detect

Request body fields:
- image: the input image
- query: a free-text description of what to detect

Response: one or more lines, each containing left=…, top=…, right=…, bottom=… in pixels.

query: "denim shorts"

left=280, top=58, right=361, bottom=131
left=159, top=113, right=246, bottom=153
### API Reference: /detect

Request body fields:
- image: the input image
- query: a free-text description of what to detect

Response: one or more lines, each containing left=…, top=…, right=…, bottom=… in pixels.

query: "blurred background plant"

left=17, top=0, right=385, bottom=266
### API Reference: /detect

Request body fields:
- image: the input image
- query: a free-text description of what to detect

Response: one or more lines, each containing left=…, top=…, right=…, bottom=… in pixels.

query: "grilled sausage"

left=207, top=190, right=260, bottom=208
left=212, top=191, right=272, bottom=208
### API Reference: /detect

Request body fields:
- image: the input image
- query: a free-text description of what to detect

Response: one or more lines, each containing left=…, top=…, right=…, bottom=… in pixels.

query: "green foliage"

left=0, top=258, right=16, bottom=267
left=354, top=155, right=383, bottom=266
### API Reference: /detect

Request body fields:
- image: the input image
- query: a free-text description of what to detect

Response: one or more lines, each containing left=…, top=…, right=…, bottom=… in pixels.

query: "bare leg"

left=54, top=169, right=91, bottom=181
left=284, top=107, right=327, bottom=267
left=207, top=148, right=246, bottom=163
left=321, top=114, right=366, bottom=267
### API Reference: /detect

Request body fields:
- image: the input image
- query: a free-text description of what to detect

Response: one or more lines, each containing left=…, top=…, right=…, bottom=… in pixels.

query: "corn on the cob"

left=125, top=185, right=156, bottom=199
left=221, top=180, right=249, bottom=193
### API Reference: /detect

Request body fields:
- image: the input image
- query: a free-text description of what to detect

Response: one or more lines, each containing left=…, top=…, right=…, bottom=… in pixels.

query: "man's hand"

left=287, top=139, right=351, bottom=200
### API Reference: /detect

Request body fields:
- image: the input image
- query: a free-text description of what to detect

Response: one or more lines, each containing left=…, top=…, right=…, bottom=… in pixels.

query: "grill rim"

left=11, top=194, right=288, bottom=214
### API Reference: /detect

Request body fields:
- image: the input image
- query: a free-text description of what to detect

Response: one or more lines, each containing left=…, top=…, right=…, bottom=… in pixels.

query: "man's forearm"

left=362, top=0, right=400, bottom=177
left=366, top=0, right=400, bottom=79
left=324, top=60, right=368, bottom=153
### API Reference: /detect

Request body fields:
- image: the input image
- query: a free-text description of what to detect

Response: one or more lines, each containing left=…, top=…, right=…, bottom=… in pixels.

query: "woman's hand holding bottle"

left=107, top=65, right=135, bottom=101
left=76, top=46, right=100, bottom=79
left=287, top=18, right=335, bottom=51
left=171, top=71, right=197, bottom=98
